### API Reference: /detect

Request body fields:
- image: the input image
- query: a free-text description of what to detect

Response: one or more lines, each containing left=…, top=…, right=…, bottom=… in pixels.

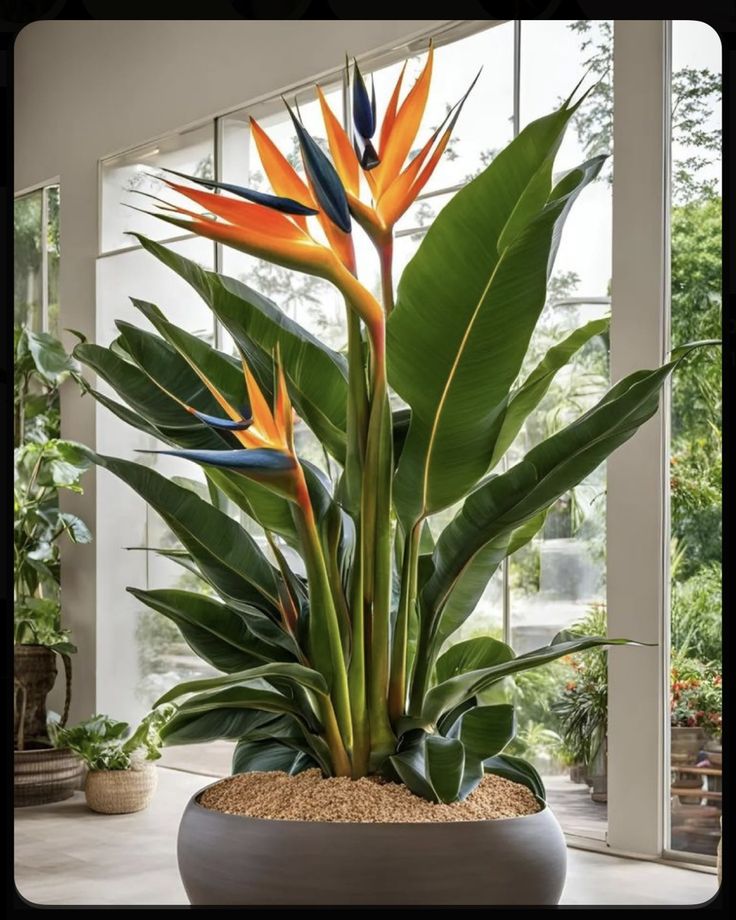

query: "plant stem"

left=347, top=518, right=369, bottom=776
left=292, top=469, right=354, bottom=762
left=407, top=625, right=434, bottom=718
left=319, top=695, right=353, bottom=777
left=363, top=327, right=395, bottom=764
left=389, top=521, right=421, bottom=724
left=379, top=236, right=395, bottom=315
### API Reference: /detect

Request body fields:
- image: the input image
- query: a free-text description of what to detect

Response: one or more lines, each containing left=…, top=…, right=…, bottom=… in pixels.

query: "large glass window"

left=14, top=185, right=60, bottom=335
left=668, top=21, right=722, bottom=859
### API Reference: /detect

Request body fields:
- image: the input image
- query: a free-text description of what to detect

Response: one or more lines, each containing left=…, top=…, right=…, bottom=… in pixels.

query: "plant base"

left=14, top=744, right=84, bottom=807
left=177, top=776, right=567, bottom=905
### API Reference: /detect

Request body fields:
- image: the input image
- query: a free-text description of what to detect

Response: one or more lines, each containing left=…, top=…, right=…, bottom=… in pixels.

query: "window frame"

left=14, top=178, right=61, bottom=334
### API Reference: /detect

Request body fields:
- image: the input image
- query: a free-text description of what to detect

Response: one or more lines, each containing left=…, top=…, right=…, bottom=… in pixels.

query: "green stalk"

left=292, top=474, right=353, bottom=764
left=347, top=518, right=369, bottom=776
left=319, top=695, right=353, bottom=777
left=388, top=521, right=421, bottom=724
left=362, top=323, right=395, bottom=764
left=407, top=623, right=434, bottom=717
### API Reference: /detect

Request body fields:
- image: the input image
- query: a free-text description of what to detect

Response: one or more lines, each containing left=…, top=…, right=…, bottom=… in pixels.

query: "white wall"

left=14, top=19, right=447, bottom=720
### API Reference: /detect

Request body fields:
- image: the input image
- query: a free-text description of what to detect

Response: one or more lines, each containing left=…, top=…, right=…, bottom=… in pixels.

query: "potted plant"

left=551, top=606, right=609, bottom=803
left=75, top=49, right=712, bottom=906
left=50, top=709, right=172, bottom=814
left=14, top=327, right=91, bottom=806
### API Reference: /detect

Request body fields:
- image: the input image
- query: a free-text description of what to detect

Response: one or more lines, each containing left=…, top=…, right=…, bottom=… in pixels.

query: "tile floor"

left=14, top=767, right=718, bottom=907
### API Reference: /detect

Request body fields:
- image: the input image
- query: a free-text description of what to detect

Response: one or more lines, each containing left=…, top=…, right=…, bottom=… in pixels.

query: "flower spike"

left=283, top=98, right=352, bottom=233
left=157, top=167, right=318, bottom=216
left=352, top=58, right=376, bottom=140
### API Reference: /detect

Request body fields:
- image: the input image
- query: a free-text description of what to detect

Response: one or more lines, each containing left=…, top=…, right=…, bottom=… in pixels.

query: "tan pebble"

left=198, top=769, right=540, bottom=823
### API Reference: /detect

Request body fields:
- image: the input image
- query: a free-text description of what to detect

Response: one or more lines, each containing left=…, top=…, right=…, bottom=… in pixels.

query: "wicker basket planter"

left=85, top=764, right=158, bottom=814
left=14, top=744, right=85, bottom=807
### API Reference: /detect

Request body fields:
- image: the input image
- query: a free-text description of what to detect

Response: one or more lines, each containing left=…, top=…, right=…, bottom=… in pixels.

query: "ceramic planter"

left=177, top=781, right=567, bottom=906
left=85, top=764, right=158, bottom=814
left=14, top=744, right=85, bottom=807
left=670, top=725, right=705, bottom=763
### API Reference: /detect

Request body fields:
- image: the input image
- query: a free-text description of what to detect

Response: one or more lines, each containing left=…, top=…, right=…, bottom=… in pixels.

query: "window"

left=14, top=184, right=61, bottom=335
left=668, top=20, right=722, bottom=859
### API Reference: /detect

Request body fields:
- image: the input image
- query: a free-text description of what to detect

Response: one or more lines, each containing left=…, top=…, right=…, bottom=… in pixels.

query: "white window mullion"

left=607, top=19, right=670, bottom=857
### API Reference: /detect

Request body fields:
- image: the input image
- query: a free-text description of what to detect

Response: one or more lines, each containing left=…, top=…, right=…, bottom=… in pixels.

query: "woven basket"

left=85, top=764, right=158, bottom=814
left=14, top=744, right=85, bottom=807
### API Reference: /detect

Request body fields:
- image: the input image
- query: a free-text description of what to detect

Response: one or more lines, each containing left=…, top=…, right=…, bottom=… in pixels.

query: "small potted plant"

left=50, top=709, right=173, bottom=814
left=14, top=327, right=91, bottom=806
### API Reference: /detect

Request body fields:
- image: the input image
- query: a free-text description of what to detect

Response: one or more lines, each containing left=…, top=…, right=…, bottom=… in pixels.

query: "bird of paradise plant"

left=76, top=47, right=712, bottom=802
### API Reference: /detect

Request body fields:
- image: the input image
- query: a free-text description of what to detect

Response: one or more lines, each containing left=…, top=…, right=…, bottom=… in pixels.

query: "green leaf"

left=58, top=513, right=93, bottom=544
left=489, top=318, right=610, bottom=469
left=232, top=739, right=315, bottom=775
left=425, top=735, right=466, bottom=803
left=483, top=754, right=546, bottom=800
left=422, top=634, right=636, bottom=727
left=161, top=706, right=279, bottom=746
left=390, top=732, right=482, bottom=804
left=128, top=588, right=292, bottom=674
left=154, top=661, right=328, bottom=706
left=388, top=95, right=600, bottom=525
left=27, top=330, right=78, bottom=384
left=421, top=348, right=704, bottom=658
left=132, top=234, right=349, bottom=463
left=75, top=343, right=217, bottom=434
left=90, top=452, right=282, bottom=616
left=436, top=637, right=515, bottom=684
left=450, top=704, right=515, bottom=760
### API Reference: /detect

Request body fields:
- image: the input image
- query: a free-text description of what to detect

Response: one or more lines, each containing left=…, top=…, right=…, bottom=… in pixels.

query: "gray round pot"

left=177, top=780, right=567, bottom=906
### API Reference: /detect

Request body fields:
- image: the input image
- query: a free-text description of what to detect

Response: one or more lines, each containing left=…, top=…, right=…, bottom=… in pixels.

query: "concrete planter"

left=177, top=780, right=567, bottom=906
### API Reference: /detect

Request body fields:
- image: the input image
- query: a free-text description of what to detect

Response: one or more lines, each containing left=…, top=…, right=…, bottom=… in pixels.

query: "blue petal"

left=139, top=448, right=296, bottom=473
left=353, top=135, right=380, bottom=171
left=352, top=59, right=375, bottom=140
left=160, top=167, right=318, bottom=216
left=190, top=409, right=253, bottom=431
left=283, top=100, right=352, bottom=234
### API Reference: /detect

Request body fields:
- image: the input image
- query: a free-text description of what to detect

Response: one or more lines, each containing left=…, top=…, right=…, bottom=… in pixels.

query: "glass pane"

left=513, top=19, right=613, bottom=841
left=369, top=22, right=514, bottom=195
left=669, top=21, right=722, bottom=859
left=100, top=123, right=215, bottom=254
left=45, top=186, right=61, bottom=337
left=96, top=236, right=216, bottom=732
left=14, top=190, right=43, bottom=331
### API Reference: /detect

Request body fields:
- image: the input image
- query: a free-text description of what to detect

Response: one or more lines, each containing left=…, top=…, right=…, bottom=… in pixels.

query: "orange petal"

left=274, top=346, right=295, bottom=451
left=250, top=117, right=316, bottom=233
left=241, top=353, right=281, bottom=446
left=161, top=178, right=307, bottom=241
left=374, top=45, right=433, bottom=198
left=375, top=124, right=440, bottom=227
left=317, top=86, right=359, bottom=197
left=378, top=60, right=406, bottom=157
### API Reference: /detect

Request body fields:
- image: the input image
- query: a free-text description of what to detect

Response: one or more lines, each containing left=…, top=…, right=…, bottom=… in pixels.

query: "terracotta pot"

left=670, top=725, right=705, bottom=763
left=85, top=764, right=158, bottom=814
left=177, top=780, right=567, bottom=906
left=14, top=645, right=57, bottom=745
left=14, top=744, right=85, bottom=807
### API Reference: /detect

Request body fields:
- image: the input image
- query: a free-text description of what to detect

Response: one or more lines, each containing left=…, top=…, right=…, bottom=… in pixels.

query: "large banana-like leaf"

left=132, top=233, right=349, bottom=463
left=435, top=636, right=515, bottom=683
left=75, top=343, right=217, bottom=434
left=390, top=733, right=483, bottom=803
left=420, top=633, right=636, bottom=727
left=161, top=695, right=299, bottom=746
left=447, top=704, right=515, bottom=760
left=154, top=661, right=328, bottom=705
left=90, top=452, right=282, bottom=616
left=387, top=95, right=598, bottom=526
left=128, top=587, right=293, bottom=673
left=420, top=347, right=703, bottom=656
left=488, top=317, right=609, bottom=470
left=232, top=739, right=316, bottom=775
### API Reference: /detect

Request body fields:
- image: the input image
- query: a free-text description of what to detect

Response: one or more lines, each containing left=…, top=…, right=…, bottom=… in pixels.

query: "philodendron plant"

left=76, top=49, right=707, bottom=803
